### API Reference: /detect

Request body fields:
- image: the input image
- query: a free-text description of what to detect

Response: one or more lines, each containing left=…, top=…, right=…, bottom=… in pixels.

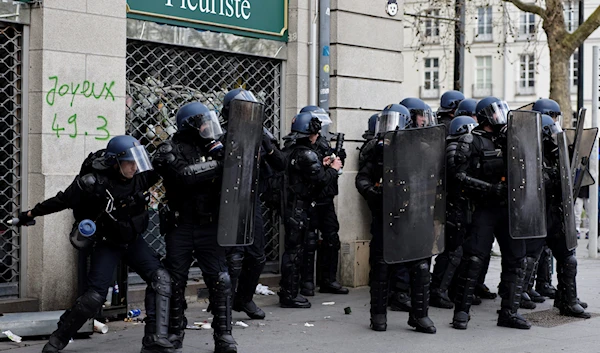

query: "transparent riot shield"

left=506, top=110, right=547, bottom=239
left=382, top=125, right=446, bottom=264
left=217, top=99, right=264, bottom=246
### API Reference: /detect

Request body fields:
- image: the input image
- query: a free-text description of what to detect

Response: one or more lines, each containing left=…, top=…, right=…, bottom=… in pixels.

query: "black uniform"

left=355, top=139, right=436, bottom=333
left=278, top=137, right=339, bottom=308
left=524, top=139, right=590, bottom=317
left=226, top=140, right=286, bottom=318
left=31, top=158, right=172, bottom=353
left=153, top=131, right=235, bottom=352
left=450, top=129, right=530, bottom=330
left=299, top=135, right=348, bottom=296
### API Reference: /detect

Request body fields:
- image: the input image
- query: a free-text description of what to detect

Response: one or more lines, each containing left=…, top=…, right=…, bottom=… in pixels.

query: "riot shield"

left=569, top=108, right=586, bottom=179
left=572, top=127, right=598, bottom=197
left=506, top=111, right=547, bottom=239
left=382, top=125, right=446, bottom=264
left=217, top=99, right=264, bottom=246
left=557, top=132, right=578, bottom=250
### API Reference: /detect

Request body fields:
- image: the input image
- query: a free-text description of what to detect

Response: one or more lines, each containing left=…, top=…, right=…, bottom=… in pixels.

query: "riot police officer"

left=437, top=90, right=465, bottom=133
left=400, top=97, right=436, bottom=128
left=454, top=98, right=478, bottom=121
left=430, top=116, right=478, bottom=309
left=153, top=102, right=236, bottom=353
left=221, top=89, right=286, bottom=320
left=358, top=113, right=412, bottom=313
left=296, top=105, right=349, bottom=297
left=450, top=97, right=531, bottom=330
left=527, top=102, right=590, bottom=318
left=356, top=103, right=437, bottom=334
left=279, top=112, right=342, bottom=308
left=14, top=135, right=173, bottom=353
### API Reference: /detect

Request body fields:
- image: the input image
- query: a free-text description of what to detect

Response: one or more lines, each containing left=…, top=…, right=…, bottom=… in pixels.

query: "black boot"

left=497, top=261, right=531, bottom=329
left=208, top=272, right=237, bottom=353
left=167, top=280, right=187, bottom=353
left=279, top=247, right=311, bottom=308
left=535, top=247, right=556, bottom=298
left=475, top=283, right=497, bottom=300
left=431, top=246, right=462, bottom=309
left=526, top=256, right=545, bottom=303
left=389, top=290, right=411, bottom=312
left=408, top=260, right=436, bottom=334
left=319, top=240, right=349, bottom=294
left=452, top=256, right=483, bottom=330
left=370, top=258, right=389, bottom=331
left=555, top=256, right=590, bottom=319
left=141, top=269, right=175, bottom=353
left=233, top=256, right=266, bottom=319
left=42, top=290, right=104, bottom=353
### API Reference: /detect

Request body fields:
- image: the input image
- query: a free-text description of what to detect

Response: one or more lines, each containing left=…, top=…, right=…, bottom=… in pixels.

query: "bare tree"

left=504, top=0, right=600, bottom=125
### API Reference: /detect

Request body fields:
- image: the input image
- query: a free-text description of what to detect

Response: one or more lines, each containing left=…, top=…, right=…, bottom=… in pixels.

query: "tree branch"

left=562, top=5, right=600, bottom=54
left=502, top=0, right=547, bottom=21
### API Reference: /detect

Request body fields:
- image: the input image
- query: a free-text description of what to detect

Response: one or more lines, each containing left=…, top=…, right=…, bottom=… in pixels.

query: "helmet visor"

left=231, top=90, right=259, bottom=103
left=375, top=111, right=410, bottom=135
left=312, top=112, right=332, bottom=136
left=117, top=145, right=153, bottom=178
left=482, top=101, right=510, bottom=125
left=185, top=110, right=224, bottom=140
left=549, top=112, right=563, bottom=127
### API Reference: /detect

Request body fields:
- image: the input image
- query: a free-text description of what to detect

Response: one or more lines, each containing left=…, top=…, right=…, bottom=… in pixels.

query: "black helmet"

left=299, top=105, right=332, bottom=137
left=449, top=116, right=478, bottom=136
left=105, top=135, right=153, bottom=177
left=541, top=114, right=562, bottom=141
left=375, top=104, right=411, bottom=136
left=291, top=112, right=322, bottom=136
left=176, top=102, right=223, bottom=140
left=532, top=98, right=563, bottom=125
left=400, top=97, right=437, bottom=127
left=454, top=98, right=478, bottom=118
left=362, top=113, right=379, bottom=140
left=221, top=88, right=259, bottom=123
left=438, top=90, right=465, bottom=114
left=475, top=96, right=509, bottom=126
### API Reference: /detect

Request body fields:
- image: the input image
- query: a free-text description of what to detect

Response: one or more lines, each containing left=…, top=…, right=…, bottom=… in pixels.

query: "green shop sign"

left=126, top=0, right=288, bottom=42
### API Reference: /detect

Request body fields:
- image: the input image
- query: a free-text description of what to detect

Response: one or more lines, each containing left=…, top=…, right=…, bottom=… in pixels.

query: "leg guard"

left=300, top=231, right=318, bottom=296
left=319, top=236, right=348, bottom=294
left=226, top=252, right=244, bottom=301
left=141, top=269, right=175, bottom=353
left=535, top=246, right=556, bottom=299
left=556, top=255, right=590, bottom=318
left=207, top=272, right=237, bottom=353
left=167, top=280, right=187, bottom=350
left=520, top=256, right=539, bottom=309
left=233, top=255, right=266, bottom=319
left=408, top=260, right=436, bottom=334
left=452, top=256, right=484, bottom=330
left=42, top=290, right=104, bottom=353
left=431, top=246, right=462, bottom=309
left=475, top=255, right=497, bottom=300
left=369, top=258, right=389, bottom=331
left=279, top=246, right=311, bottom=308
left=497, top=259, right=531, bottom=329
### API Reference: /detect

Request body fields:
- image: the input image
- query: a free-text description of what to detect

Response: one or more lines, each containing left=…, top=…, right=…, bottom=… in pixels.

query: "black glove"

left=490, top=182, right=507, bottom=197
left=307, top=117, right=322, bottom=134
left=17, top=211, right=35, bottom=227
left=367, top=185, right=383, bottom=204
left=262, top=133, right=275, bottom=154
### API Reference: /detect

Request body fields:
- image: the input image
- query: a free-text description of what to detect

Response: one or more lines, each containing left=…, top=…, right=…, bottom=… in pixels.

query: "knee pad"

left=78, top=290, right=105, bottom=317
left=213, top=272, right=232, bottom=293
left=227, top=252, right=244, bottom=276
left=563, top=254, right=577, bottom=267
left=151, top=268, right=172, bottom=297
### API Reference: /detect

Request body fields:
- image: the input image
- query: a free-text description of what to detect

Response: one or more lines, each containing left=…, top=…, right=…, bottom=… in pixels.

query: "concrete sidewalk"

left=2, top=239, right=600, bottom=353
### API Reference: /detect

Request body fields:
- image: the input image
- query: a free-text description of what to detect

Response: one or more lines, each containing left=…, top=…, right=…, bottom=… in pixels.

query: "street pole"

left=589, top=46, right=598, bottom=258
left=453, top=0, right=465, bottom=91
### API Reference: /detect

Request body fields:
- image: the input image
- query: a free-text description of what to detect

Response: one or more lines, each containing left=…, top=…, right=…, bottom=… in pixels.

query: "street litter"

left=255, top=284, right=275, bottom=295
left=304, top=322, right=314, bottom=327
left=185, top=325, right=201, bottom=330
left=344, top=307, right=352, bottom=314
left=93, top=320, right=108, bottom=334
left=2, top=330, right=21, bottom=343
left=324, top=316, right=331, bottom=319
left=235, top=321, right=249, bottom=328
left=322, top=302, right=335, bottom=305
